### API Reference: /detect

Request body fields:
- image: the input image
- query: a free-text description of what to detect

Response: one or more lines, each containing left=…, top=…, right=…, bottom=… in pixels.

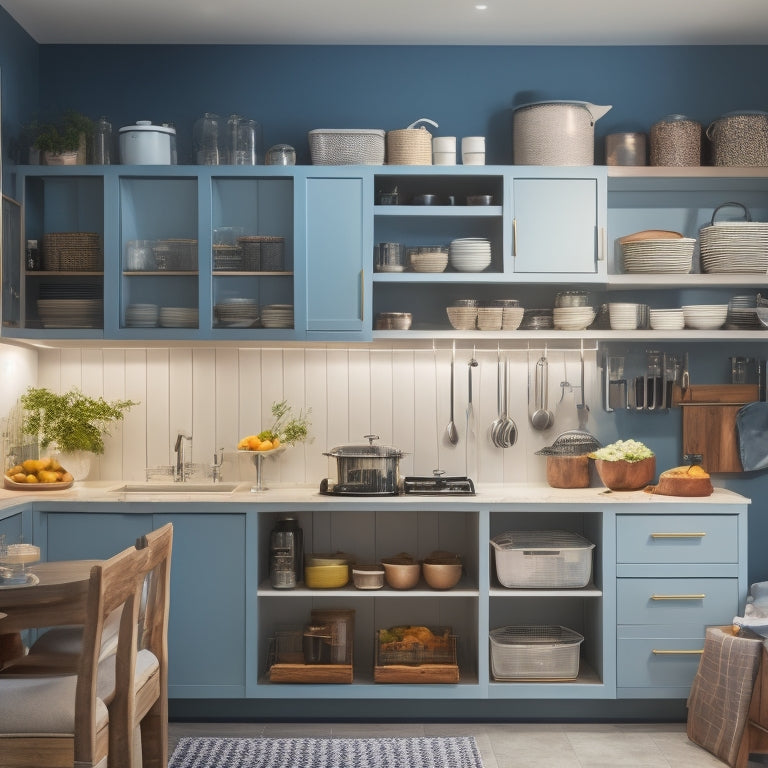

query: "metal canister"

left=605, top=132, right=647, bottom=166
left=269, top=517, right=303, bottom=589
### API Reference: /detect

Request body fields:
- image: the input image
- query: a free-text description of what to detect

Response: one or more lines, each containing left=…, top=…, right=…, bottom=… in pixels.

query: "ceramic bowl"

left=381, top=557, right=421, bottom=590
left=594, top=456, right=656, bottom=491
left=304, top=563, right=349, bottom=589
left=422, top=559, right=463, bottom=590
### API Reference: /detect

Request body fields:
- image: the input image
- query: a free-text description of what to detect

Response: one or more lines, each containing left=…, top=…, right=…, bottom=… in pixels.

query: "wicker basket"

left=41, top=232, right=102, bottom=271
left=386, top=119, right=436, bottom=165
left=212, top=244, right=242, bottom=271
left=699, top=202, right=768, bottom=273
left=308, top=129, right=385, bottom=165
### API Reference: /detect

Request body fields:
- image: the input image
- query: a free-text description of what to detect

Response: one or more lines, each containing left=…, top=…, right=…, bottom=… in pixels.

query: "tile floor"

left=168, top=721, right=768, bottom=767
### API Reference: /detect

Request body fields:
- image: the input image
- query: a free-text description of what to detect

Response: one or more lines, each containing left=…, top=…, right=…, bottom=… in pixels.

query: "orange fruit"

left=257, top=440, right=273, bottom=451
left=247, top=435, right=261, bottom=450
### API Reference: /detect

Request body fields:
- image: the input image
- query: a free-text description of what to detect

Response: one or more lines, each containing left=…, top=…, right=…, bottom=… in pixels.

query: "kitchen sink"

left=111, top=482, right=241, bottom=494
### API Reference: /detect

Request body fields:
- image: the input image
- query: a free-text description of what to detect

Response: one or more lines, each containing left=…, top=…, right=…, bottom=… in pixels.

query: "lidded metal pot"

left=269, top=517, right=303, bottom=589
left=324, top=434, right=405, bottom=495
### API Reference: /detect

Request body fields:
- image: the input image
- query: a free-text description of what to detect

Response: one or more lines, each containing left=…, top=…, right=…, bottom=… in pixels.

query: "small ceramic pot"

left=595, top=456, right=656, bottom=491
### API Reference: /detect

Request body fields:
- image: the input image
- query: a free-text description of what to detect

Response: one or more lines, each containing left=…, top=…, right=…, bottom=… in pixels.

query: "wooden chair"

left=0, top=541, right=150, bottom=768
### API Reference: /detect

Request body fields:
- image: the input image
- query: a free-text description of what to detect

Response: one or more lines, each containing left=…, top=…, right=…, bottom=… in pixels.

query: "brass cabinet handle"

left=650, top=532, right=706, bottom=539
left=651, top=593, right=706, bottom=600
left=512, top=218, right=517, bottom=257
left=652, top=649, right=704, bottom=655
left=360, top=269, right=364, bottom=322
left=598, top=227, right=606, bottom=261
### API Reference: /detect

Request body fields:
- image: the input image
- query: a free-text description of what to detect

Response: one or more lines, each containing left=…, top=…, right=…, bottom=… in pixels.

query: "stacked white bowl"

left=553, top=306, right=596, bottom=330
left=409, top=248, right=449, bottom=273
left=501, top=307, right=524, bottom=330
left=649, top=308, right=685, bottom=330
left=608, top=302, right=640, bottom=330
left=477, top=307, right=503, bottom=331
left=682, top=304, right=728, bottom=330
left=449, top=238, right=491, bottom=272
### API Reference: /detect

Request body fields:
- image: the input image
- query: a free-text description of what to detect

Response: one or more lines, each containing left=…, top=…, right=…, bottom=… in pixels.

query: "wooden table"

left=0, top=560, right=98, bottom=668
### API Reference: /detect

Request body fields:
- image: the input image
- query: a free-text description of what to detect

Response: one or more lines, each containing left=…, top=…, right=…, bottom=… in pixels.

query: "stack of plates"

left=214, top=298, right=259, bottom=327
left=553, top=306, right=596, bottom=330
left=726, top=295, right=761, bottom=330
left=608, top=302, right=640, bottom=330
left=449, top=238, right=492, bottom=272
left=37, top=299, right=103, bottom=328
left=519, top=308, right=553, bottom=330
left=682, top=304, right=728, bottom=330
left=649, top=308, right=685, bottom=330
left=261, top=304, right=294, bottom=328
left=125, top=303, right=159, bottom=327
left=159, top=307, right=198, bottom=328
left=700, top=223, right=768, bottom=273
left=621, top=238, right=695, bottom=274
left=446, top=306, right=477, bottom=331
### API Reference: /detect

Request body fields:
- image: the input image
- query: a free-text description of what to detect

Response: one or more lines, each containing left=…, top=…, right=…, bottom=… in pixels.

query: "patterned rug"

left=168, top=736, right=483, bottom=768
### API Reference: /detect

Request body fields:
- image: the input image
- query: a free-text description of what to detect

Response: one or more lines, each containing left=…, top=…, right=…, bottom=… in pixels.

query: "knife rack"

left=674, top=384, right=759, bottom=473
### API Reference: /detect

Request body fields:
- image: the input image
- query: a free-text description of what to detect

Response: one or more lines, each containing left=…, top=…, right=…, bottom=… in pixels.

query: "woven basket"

left=308, top=129, right=385, bottom=165
left=212, top=245, right=242, bottom=271
left=707, top=112, right=768, bottom=167
left=387, top=126, right=433, bottom=165
left=41, top=232, right=102, bottom=271
left=699, top=202, right=768, bottom=273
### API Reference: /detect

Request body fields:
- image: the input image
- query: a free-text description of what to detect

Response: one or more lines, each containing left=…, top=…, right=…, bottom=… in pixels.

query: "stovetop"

left=319, top=476, right=475, bottom=496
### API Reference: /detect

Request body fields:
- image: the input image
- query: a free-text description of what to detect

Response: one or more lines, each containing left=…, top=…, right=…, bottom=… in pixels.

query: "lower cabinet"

left=38, top=509, right=247, bottom=698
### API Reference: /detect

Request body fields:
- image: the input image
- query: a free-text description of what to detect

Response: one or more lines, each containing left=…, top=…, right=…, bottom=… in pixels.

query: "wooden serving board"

left=269, top=663, right=353, bottom=684
left=374, top=664, right=460, bottom=684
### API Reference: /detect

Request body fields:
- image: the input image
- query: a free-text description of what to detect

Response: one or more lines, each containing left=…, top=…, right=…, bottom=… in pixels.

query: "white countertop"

left=0, top=480, right=751, bottom=514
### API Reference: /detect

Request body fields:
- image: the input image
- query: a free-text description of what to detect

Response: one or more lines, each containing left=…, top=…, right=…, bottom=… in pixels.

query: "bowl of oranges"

left=4, top=457, right=74, bottom=491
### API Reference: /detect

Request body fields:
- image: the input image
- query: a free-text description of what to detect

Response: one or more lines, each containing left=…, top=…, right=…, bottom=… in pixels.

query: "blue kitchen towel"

left=736, top=401, right=768, bottom=472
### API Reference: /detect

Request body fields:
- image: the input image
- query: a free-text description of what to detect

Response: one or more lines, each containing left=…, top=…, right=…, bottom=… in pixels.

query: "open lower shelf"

left=257, top=577, right=478, bottom=597
left=490, top=582, right=602, bottom=597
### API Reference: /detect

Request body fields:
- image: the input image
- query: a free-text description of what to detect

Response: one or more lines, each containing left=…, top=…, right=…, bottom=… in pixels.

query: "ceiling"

left=3, top=0, right=768, bottom=45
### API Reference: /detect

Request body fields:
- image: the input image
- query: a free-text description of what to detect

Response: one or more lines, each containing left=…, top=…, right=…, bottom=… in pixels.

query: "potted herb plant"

left=20, top=387, right=138, bottom=479
left=29, top=111, right=93, bottom=165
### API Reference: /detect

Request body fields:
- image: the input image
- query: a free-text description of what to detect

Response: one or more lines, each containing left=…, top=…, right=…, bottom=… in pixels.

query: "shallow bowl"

left=381, top=558, right=421, bottom=590
left=422, top=560, right=463, bottom=590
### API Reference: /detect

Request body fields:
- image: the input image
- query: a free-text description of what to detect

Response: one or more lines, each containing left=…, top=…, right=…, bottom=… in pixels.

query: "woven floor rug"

left=168, top=736, right=483, bottom=768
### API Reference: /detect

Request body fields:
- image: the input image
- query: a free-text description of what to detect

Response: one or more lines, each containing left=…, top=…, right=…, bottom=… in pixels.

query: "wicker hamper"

left=41, top=232, right=102, bottom=271
left=308, top=129, right=385, bottom=165
left=386, top=118, right=438, bottom=165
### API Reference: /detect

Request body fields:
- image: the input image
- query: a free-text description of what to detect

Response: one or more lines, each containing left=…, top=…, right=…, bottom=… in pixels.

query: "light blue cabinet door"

left=45, top=512, right=151, bottom=560
left=305, top=176, right=369, bottom=335
left=512, top=177, right=598, bottom=273
left=153, top=512, right=246, bottom=697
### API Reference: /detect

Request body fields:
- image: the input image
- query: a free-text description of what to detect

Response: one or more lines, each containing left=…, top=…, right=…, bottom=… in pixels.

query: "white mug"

left=462, top=152, right=485, bottom=165
left=462, top=136, right=485, bottom=153
left=433, top=136, right=456, bottom=153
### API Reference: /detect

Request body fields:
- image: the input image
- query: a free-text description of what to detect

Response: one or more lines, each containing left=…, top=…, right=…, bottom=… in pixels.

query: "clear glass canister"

left=269, top=517, right=303, bottom=589
left=650, top=114, right=702, bottom=167
left=92, top=116, right=112, bottom=165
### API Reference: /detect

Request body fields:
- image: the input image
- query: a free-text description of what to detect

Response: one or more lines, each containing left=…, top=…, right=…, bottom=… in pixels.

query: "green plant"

left=258, top=400, right=312, bottom=446
left=20, top=387, right=138, bottom=455
left=30, top=111, right=93, bottom=154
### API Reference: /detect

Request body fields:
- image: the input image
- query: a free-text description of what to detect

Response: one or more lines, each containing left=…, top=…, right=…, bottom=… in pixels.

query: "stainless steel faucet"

left=174, top=432, right=192, bottom=482
left=211, top=448, right=224, bottom=483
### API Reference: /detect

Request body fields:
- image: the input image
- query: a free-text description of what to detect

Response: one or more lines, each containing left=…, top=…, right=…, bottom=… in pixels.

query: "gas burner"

left=401, top=476, right=475, bottom=496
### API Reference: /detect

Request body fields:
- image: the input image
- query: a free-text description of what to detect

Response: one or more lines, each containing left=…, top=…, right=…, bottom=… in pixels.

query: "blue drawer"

left=617, top=515, right=738, bottom=564
left=617, top=578, right=738, bottom=625
left=617, top=635, right=704, bottom=688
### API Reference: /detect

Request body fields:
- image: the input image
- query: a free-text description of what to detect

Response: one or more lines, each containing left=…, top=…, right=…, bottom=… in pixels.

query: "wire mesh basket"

left=376, top=626, right=456, bottom=666
left=535, top=430, right=601, bottom=457
left=490, top=625, right=583, bottom=680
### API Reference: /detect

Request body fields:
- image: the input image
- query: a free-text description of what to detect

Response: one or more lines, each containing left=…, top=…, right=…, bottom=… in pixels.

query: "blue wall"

left=0, top=17, right=767, bottom=584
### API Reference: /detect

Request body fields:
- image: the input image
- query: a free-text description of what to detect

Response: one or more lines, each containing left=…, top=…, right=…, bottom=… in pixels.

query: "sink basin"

left=111, top=482, right=241, bottom=494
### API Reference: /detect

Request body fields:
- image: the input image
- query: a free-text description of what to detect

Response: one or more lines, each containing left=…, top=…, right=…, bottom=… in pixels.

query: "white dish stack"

left=682, top=304, right=728, bottom=330
left=261, top=304, right=294, bottom=328
left=553, top=306, right=596, bottom=330
left=159, top=307, right=198, bottom=328
left=621, top=238, right=695, bottom=274
left=449, top=238, right=492, bottom=272
left=125, top=303, right=159, bottom=328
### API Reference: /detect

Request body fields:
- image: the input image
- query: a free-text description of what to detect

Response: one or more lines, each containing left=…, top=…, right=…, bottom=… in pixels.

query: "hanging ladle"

left=531, top=353, right=555, bottom=431
left=498, top=355, right=517, bottom=447
left=445, top=342, right=459, bottom=445
left=490, top=347, right=505, bottom=446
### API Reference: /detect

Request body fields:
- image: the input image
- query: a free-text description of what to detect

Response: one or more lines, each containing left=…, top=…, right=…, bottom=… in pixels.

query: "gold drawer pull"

left=652, top=649, right=704, bottom=655
left=512, top=218, right=518, bottom=257
left=650, top=532, right=706, bottom=539
left=651, top=593, right=706, bottom=600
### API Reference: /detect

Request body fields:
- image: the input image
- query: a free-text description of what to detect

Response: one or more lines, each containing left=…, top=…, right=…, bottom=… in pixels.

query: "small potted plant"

left=20, top=386, right=138, bottom=479
left=590, top=439, right=656, bottom=491
left=29, top=111, right=93, bottom=165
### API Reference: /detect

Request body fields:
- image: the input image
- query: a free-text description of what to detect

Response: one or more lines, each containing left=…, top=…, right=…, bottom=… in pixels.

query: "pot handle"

left=709, top=201, right=751, bottom=226
left=406, top=118, right=439, bottom=131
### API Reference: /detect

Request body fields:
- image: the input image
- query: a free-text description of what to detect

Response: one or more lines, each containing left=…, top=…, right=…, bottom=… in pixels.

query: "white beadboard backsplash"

left=30, top=345, right=598, bottom=486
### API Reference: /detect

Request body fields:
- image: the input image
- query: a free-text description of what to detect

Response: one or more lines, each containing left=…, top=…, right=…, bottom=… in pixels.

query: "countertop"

left=0, top=481, right=751, bottom=516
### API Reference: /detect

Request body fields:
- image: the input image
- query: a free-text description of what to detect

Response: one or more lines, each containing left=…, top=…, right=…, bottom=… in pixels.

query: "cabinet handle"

left=360, top=269, right=364, bottom=322
left=651, top=593, right=706, bottom=600
left=651, top=649, right=704, bottom=655
left=512, top=218, right=517, bottom=257
left=650, top=532, right=706, bottom=539
left=598, top=227, right=606, bottom=261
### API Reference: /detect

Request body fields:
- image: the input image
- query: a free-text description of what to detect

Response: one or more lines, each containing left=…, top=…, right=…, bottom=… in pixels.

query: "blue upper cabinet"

left=305, top=171, right=372, bottom=340
left=511, top=168, right=607, bottom=280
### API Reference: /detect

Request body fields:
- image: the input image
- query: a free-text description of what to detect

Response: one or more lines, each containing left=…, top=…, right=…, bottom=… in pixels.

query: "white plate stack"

left=621, top=238, right=695, bottom=274
left=125, top=303, right=159, bottom=327
left=261, top=304, right=294, bottom=328
left=449, top=238, right=492, bottom=272
left=682, top=304, right=728, bottom=330
left=159, top=307, right=198, bottom=328
left=37, top=299, right=103, bottom=328
left=214, top=298, right=259, bottom=327
left=649, top=308, right=685, bottom=330
left=726, top=295, right=761, bottom=330
left=608, top=302, right=640, bottom=330
left=553, top=306, right=596, bottom=330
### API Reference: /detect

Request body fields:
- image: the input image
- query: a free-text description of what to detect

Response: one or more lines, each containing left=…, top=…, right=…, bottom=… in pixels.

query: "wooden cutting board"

left=677, top=385, right=759, bottom=473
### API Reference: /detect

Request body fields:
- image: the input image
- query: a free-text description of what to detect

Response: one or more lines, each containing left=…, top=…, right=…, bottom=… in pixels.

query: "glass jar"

left=650, top=114, right=702, bottom=166
left=269, top=517, right=303, bottom=589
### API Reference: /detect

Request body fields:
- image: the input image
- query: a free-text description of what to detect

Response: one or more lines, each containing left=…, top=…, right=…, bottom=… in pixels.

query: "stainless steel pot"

left=513, top=100, right=612, bottom=165
left=324, top=435, right=405, bottom=495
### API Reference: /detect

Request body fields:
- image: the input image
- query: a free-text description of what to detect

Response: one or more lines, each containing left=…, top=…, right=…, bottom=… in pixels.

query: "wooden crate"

left=374, top=664, right=460, bottom=684
left=269, top=663, right=353, bottom=684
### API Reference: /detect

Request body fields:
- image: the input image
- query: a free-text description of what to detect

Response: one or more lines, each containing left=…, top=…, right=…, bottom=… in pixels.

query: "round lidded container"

left=324, top=435, right=406, bottom=495
left=119, top=121, right=177, bottom=165
left=605, top=132, right=647, bottom=166
left=352, top=564, right=385, bottom=590
left=650, top=115, right=701, bottom=167
left=707, top=111, right=768, bottom=167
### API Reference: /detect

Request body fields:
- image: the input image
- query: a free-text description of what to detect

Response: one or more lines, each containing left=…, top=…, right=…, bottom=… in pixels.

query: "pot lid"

left=535, top=429, right=601, bottom=456
left=119, top=120, right=176, bottom=135
left=324, top=434, right=405, bottom=458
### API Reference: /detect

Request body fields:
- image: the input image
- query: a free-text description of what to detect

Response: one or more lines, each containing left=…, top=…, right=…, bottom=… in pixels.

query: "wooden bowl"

left=595, top=456, right=656, bottom=491
left=422, top=560, right=462, bottom=590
